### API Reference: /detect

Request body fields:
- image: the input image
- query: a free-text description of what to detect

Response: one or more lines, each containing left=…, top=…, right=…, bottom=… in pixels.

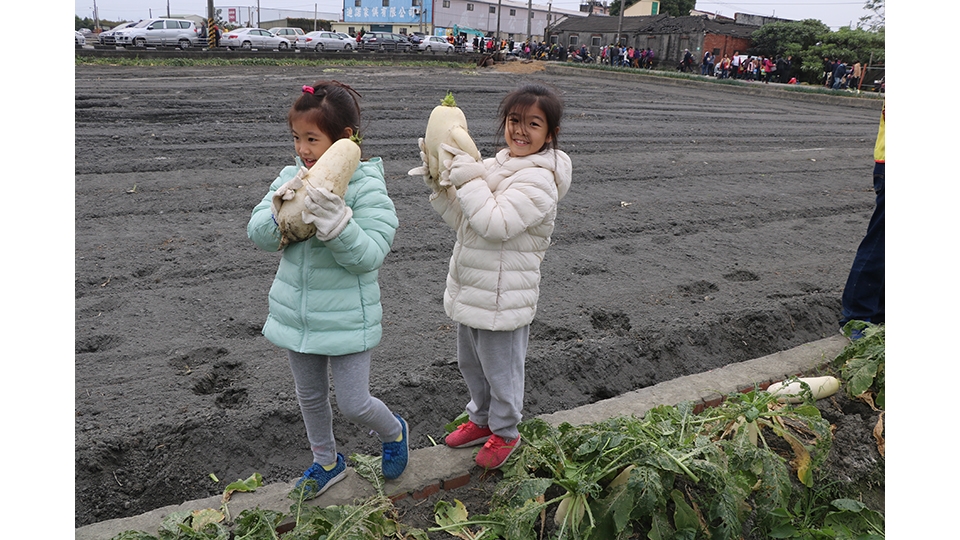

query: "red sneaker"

left=445, top=420, right=493, bottom=448
left=475, top=434, right=521, bottom=469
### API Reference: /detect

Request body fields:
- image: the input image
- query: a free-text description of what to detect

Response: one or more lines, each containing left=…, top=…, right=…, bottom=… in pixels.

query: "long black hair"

left=496, top=82, right=563, bottom=153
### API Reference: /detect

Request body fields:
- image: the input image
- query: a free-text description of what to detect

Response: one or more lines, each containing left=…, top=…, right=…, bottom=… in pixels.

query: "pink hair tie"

left=302, top=85, right=314, bottom=94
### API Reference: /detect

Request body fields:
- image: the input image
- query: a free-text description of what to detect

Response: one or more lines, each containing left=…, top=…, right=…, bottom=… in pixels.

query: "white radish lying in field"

left=275, top=137, right=361, bottom=248
left=765, top=376, right=841, bottom=403
left=422, top=92, right=482, bottom=186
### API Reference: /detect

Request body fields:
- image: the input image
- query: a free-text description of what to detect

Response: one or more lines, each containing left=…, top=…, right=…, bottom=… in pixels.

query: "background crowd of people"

left=822, top=57, right=865, bottom=90
left=597, top=44, right=657, bottom=68
left=460, top=36, right=870, bottom=92
left=690, top=49, right=796, bottom=84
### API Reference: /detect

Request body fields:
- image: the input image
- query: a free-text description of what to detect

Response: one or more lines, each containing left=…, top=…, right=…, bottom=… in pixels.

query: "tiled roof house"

left=550, top=14, right=756, bottom=67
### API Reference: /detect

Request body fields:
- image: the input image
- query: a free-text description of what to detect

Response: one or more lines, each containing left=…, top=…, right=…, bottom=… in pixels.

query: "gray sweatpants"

left=457, top=323, right=529, bottom=440
left=287, top=349, right=402, bottom=466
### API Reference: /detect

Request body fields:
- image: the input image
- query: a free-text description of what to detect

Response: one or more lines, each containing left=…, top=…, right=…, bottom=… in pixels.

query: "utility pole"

left=257, top=0, right=261, bottom=28
left=616, top=0, right=624, bottom=46
left=93, top=0, right=100, bottom=30
left=496, top=0, right=502, bottom=46
left=207, top=0, right=216, bottom=49
left=419, top=0, right=425, bottom=34
left=167, top=0, right=171, bottom=18
left=545, top=1, right=552, bottom=42
left=526, top=0, right=532, bottom=43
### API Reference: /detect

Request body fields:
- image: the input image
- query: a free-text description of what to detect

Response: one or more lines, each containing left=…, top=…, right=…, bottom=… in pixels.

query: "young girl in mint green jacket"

left=247, top=80, right=407, bottom=499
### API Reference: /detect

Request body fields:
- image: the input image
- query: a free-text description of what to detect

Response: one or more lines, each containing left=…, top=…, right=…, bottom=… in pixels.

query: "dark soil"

left=74, top=63, right=884, bottom=530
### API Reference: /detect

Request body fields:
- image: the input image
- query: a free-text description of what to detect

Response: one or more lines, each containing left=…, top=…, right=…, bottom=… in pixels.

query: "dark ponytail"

left=289, top=80, right=363, bottom=145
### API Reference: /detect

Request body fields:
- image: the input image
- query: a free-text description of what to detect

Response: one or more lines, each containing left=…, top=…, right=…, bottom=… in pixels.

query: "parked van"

left=269, top=27, right=305, bottom=44
left=107, top=18, right=200, bottom=49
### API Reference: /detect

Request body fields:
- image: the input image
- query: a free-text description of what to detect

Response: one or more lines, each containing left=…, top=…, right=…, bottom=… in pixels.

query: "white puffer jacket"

left=431, top=147, right=572, bottom=331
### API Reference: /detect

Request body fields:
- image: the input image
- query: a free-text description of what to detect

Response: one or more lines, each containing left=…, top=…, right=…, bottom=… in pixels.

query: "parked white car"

left=97, top=21, right=137, bottom=45
left=76, top=31, right=86, bottom=47
left=419, top=35, right=454, bottom=53
left=107, top=18, right=200, bottom=49
left=221, top=28, right=290, bottom=50
left=297, top=30, right=354, bottom=52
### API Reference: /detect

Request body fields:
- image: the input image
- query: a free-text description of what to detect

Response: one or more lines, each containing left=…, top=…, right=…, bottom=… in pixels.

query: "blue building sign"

left=344, top=1, right=430, bottom=23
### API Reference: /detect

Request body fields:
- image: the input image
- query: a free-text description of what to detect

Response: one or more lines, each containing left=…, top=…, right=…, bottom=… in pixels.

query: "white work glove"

left=439, top=143, right=486, bottom=188
left=302, top=185, right=353, bottom=242
left=270, top=166, right=307, bottom=223
left=407, top=137, right=441, bottom=192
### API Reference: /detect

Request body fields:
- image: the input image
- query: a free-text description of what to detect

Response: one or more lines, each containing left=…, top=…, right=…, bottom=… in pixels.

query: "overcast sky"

left=74, top=1, right=876, bottom=30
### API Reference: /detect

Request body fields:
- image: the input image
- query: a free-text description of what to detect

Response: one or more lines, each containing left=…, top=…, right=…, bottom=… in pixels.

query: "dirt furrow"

left=75, top=64, right=882, bottom=527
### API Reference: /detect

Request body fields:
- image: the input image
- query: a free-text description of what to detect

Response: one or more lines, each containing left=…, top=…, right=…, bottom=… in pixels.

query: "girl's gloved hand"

left=439, top=143, right=486, bottom=188
left=407, top=137, right=440, bottom=192
left=270, top=166, right=307, bottom=221
left=302, top=185, right=353, bottom=242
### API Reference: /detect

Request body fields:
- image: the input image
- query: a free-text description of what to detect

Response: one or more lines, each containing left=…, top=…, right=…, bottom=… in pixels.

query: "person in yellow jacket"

left=839, top=100, right=884, bottom=338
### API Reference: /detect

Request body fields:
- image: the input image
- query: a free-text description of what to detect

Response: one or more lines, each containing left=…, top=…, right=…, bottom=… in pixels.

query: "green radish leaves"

left=835, top=321, right=885, bottom=408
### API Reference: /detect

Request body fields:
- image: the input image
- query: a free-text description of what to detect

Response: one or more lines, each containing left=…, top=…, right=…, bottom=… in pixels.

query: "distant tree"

left=750, top=19, right=828, bottom=58
left=751, top=19, right=883, bottom=84
left=76, top=14, right=138, bottom=31
left=806, top=26, right=885, bottom=67
left=76, top=15, right=94, bottom=31
left=607, top=0, right=628, bottom=17
left=859, top=0, right=885, bottom=31
left=657, top=0, right=696, bottom=17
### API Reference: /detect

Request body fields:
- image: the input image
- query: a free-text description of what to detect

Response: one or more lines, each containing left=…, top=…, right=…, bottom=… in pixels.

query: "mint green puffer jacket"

left=247, top=157, right=398, bottom=356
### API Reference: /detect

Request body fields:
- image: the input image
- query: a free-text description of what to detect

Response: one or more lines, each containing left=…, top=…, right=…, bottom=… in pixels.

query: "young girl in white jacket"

left=413, top=83, right=572, bottom=469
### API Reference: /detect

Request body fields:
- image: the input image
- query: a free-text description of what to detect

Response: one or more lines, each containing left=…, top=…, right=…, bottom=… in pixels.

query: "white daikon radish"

left=422, top=92, right=482, bottom=185
left=554, top=494, right=586, bottom=528
left=766, top=376, right=841, bottom=403
left=275, top=137, right=361, bottom=248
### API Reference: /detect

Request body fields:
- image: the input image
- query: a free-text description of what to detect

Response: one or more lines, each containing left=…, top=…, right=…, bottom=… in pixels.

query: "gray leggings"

left=457, top=323, right=529, bottom=440
left=287, top=349, right=402, bottom=466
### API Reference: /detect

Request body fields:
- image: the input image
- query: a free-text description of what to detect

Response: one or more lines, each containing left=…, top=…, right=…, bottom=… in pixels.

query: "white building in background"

left=420, top=0, right=583, bottom=42
left=220, top=1, right=583, bottom=42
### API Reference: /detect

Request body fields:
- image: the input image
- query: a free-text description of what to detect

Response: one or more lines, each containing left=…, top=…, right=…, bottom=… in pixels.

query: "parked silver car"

left=97, top=21, right=137, bottom=45
left=221, top=28, right=290, bottom=50
left=359, top=32, right=413, bottom=52
left=297, top=31, right=354, bottom=52
left=75, top=31, right=86, bottom=47
left=108, top=18, right=200, bottom=49
left=419, top=35, right=454, bottom=54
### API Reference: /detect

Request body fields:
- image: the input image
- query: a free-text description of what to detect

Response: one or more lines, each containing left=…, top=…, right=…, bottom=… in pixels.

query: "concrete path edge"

left=76, top=335, right=848, bottom=539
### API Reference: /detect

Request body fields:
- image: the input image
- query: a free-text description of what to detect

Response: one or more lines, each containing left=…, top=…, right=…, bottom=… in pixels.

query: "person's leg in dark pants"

left=840, top=162, right=885, bottom=327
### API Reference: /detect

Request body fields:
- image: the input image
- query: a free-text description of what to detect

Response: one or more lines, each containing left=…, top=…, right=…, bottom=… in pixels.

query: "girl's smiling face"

left=291, top=117, right=349, bottom=169
left=504, top=103, right=552, bottom=158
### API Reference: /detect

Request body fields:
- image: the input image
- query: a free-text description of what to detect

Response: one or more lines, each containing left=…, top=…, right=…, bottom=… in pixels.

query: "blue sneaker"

left=381, top=414, right=409, bottom=480
left=294, top=453, right=347, bottom=500
left=839, top=325, right=866, bottom=341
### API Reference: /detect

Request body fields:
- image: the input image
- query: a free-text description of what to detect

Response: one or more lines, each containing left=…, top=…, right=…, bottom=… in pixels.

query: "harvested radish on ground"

left=766, top=376, right=841, bottom=403
left=275, top=137, right=360, bottom=248
left=422, top=92, right=481, bottom=185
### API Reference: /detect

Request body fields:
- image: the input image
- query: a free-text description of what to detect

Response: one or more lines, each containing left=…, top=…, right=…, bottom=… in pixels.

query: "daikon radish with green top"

left=275, top=137, right=360, bottom=248
left=423, top=92, right=482, bottom=185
